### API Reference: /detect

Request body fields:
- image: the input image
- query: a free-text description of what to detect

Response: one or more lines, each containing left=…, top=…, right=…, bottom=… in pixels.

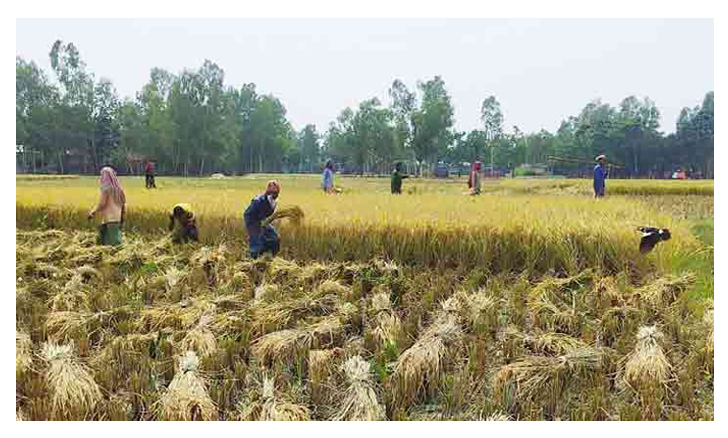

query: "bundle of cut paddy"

left=526, top=331, right=589, bottom=356
left=251, top=284, right=340, bottom=329
left=623, top=326, right=671, bottom=391
left=41, top=342, right=102, bottom=420
left=309, top=348, right=344, bottom=405
left=390, top=301, right=464, bottom=408
left=45, top=310, right=103, bottom=342
left=264, top=205, right=305, bottom=227
left=704, top=300, right=714, bottom=366
left=253, top=283, right=282, bottom=302
left=252, top=304, right=356, bottom=367
left=91, top=331, right=161, bottom=370
left=16, top=331, right=32, bottom=378
left=370, top=291, right=404, bottom=350
left=333, top=356, right=386, bottom=421
left=178, top=314, right=218, bottom=358
left=459, top=290, right=499, bottom=335
left=592, top=276, right=626, bottom=310
left=157, top=351, right=218, bottom=421
left=139, top=298, right=215, bottom=332
left=48, top=272, right=89, bottom=312
left=528, top=288, right=580, bottom=335
left=191, top=244, right=227, bottom=286
left=163, top=266, right=188, bottom=296
left=492, top=347, right=604, bottom=410
left=481, top=412, right=511, bottom=421
left=633, top=273, right=694, bottom=309
left=265, top=257, right=302, bottom=286
left=240, top=376, right=310, bottom=421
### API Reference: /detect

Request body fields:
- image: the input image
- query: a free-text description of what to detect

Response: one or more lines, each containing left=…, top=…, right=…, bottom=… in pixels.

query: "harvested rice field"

left=15, top=176, right=713, bottom=420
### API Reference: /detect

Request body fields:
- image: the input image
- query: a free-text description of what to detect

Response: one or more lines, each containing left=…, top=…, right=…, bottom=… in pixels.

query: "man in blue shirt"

left=244, top=180, right=281, bottom=258
left=593, top=155, right=608, bottom=198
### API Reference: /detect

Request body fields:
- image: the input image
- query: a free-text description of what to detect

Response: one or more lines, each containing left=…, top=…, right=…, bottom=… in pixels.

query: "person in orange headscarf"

left=243, top=180, right=281, bottom=258
left=468, top=161, right=482, bottom=195
left=88, top=166, right=126, bottom=245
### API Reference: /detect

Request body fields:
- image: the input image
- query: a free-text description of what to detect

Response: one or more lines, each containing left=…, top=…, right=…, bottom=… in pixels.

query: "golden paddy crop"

left=14, top=229, right=713, bottom=420
left=15, top=176, right=713, bottom=420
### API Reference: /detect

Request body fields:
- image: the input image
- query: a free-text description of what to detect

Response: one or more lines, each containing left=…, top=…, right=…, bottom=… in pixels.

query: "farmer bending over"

left=594, top=155, right=608, bottom=198
left=244, top=180, right=281, bottom=259
left=88, top=166, right=126, bottom=246
left=168, top=203, right=199, bottom=243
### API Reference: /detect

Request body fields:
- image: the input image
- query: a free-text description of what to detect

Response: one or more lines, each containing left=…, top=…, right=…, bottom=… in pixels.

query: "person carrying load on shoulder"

left=243, top=180, right=281, bottom=259
left=168, top=203, right=199, bottom=243
left=88, top=165, right=126, bottom=246
left=391, top=162, right=410, bottom=194
left=593, top=154, right=608, bottom=198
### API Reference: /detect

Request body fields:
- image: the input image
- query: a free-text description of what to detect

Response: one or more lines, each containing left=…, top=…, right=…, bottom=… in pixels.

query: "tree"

left=480, top=96, right=503, bottom=167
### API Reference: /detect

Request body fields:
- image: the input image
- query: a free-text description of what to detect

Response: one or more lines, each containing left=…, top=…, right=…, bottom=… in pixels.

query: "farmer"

left=145, top=160, right=156, bottom=189
left=88, top=166, right=126, bottom=246
left=391, top=162, right=410, bottom=194
left=593, top=155, right=608, bottom=198
left=168, top=203, right=199, bottom=243
left=322, top=160, right=335, bottom=193
left=243, top=180, right=281, bottom=259
left=468, top=161, right=482, bottom=195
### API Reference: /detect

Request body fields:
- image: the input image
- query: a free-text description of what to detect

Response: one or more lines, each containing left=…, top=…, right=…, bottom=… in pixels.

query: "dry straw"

left=179, top=314, right=218, bottom=358
left=391, top=309, right=464, bottom=408
left=333, top=356, right=386, bottom=421
left=240, top=376, right=311, bottom=421
left=157, top=351, right=218, bottom=421
left=264, top=205, right=305, bottom=227
left=41, top=342, right=102, bottom=420
left=492, top=347, right=604, bottom=409
left=370, top=291, right=404, bottom=350
left=16, top=331, right=32, bottom=377
left=623, top=326, right=671, bottom=391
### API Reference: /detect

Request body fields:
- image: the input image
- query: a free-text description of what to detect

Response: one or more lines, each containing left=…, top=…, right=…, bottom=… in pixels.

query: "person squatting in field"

left=168, top=203, right=199, bottom=243
left=391, top=162, right=410, bottom=194
left=244, top=180, right=281, bottom=259
left=594, top=155, right=608, bottom=198
left=88, top=166, right=126, bottom=246
left=322, top=160, right=335, bottom=193
left=468, top=161, right=482, bottom=195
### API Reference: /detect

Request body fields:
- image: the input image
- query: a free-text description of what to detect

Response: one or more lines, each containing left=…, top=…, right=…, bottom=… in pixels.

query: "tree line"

left=16, top=40, right=714, bottom=178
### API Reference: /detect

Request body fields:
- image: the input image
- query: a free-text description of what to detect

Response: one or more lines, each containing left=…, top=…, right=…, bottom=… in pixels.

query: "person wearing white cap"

left=593, top=155, right=608, bottom=198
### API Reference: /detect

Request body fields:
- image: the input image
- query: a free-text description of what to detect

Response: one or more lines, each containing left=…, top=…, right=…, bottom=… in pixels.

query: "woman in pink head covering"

left=88, top=166, right=126, bottom=245
left=468, top=161, right=482, bottom=195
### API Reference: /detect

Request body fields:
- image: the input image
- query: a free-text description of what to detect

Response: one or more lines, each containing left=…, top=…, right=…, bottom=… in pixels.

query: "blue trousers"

left=248, top=225, right=280, bottom=259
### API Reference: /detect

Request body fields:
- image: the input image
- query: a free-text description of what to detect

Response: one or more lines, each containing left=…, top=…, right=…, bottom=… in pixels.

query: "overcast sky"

left=16, top=18, right=713, bottom=134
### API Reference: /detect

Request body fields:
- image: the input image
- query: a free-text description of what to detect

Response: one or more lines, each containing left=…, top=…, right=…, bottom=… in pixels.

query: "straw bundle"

left=704, top=301, right=714, bottom=363
left=49, top=273, right=89, bottom=312
left=623, top=326, right=671, bottom=391
left=179, top=314, right=218, bottom=358
left=157, top=351, right=218, bottom=421
left=528, top=332, right=589, bottom=356
left=633, top=274, right=694, bottom=308
left=492, top=347, right=604, bottom=409
left=240, top=377, right=311, bottom=421
left=482, top=412, right=511, bottom=421
left=16, top=331, right=32, bottom=377
left=391, top=312, right=463, bottom=408
left=333, top=356, right=386, bottom=421
left=41, top=342, right=102, bottom=420
left=263, top=205, right=305, bottom=227
left=370, top=291, right=404, bottom=350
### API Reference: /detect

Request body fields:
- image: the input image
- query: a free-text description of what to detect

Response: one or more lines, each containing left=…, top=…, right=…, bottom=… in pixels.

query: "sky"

left=16, top=18, right=713, bottom=134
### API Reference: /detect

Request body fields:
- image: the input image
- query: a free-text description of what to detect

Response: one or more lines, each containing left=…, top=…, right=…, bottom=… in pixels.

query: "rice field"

left=15, top=175, right=713, bottom=420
